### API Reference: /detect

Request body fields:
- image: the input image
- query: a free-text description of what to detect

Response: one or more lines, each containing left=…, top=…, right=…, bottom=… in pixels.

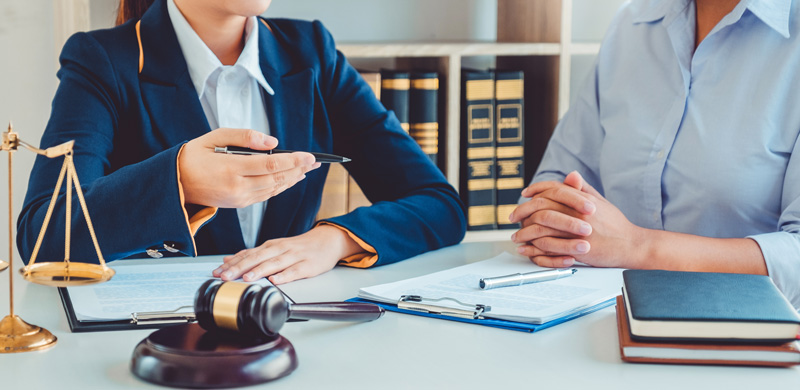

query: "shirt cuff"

left=747, top=231, right=800, bottom=310
left=176, top=144, right=218, bottom=237
left=316, top=221, right=378, bottom=268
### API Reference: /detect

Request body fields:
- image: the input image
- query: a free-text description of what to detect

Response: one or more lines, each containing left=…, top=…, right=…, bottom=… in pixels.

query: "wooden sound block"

left=131, top=323, right=297, bottom=388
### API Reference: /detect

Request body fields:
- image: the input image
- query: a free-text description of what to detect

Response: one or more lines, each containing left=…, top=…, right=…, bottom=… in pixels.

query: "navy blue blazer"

left=17, top=0, right=466, bottom=266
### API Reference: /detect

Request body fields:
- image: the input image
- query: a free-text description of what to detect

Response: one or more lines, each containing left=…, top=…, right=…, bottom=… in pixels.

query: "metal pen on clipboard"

left=479, top=268, right=577, bottom=290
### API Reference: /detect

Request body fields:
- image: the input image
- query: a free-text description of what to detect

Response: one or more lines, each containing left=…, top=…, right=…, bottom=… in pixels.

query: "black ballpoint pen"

left=214, top=146, right=351, bottom=163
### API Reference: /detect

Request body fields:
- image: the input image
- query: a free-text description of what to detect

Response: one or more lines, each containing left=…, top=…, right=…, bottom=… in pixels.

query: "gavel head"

left=194, top=279, right=289, bottom=339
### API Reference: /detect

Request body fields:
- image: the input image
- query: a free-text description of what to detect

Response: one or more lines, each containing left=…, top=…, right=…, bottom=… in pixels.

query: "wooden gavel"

left=194, top=279, right=385, bottom=339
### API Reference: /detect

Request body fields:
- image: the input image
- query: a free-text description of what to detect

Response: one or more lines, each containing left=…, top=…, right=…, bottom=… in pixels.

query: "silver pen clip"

left=397, top=295, right=490, bottom=320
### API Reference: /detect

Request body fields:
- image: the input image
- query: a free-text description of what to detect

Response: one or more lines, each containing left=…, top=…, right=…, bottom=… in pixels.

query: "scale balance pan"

left=131, top=323, right=297, bottom=388
left=19, top=262, right=115, bottom=287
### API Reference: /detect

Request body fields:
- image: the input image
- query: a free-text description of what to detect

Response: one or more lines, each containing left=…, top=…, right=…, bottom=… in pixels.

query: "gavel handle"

left=288, top=302, right=385, bottom=322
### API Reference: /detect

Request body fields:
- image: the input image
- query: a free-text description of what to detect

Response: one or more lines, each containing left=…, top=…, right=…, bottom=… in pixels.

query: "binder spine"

left=409, top=72, right=439, bottom=164
left=461, top=70, right=497, bottom=231
left=380, top=70, right=410, bottom=132
left=494, top=71, right=525, bottom=229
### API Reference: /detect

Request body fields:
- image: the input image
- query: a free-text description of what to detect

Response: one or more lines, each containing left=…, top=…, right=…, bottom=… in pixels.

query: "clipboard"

left=58, top=288, right=175, bottom=332
left=347, top=295, right=616, bottom=333
left=58, top=283, right=306, bottom=333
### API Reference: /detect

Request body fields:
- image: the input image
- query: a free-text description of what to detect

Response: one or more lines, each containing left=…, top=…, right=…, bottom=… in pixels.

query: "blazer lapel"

left=137, top=0, right=246, bottom=250
left=137, top=0, right=213, bottom=149
left=257, top=19, right=316, bottom=242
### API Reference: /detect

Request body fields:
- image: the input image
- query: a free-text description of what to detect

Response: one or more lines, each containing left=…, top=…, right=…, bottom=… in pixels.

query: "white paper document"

left=359, top=252, right=624, bottom=324
left=66, top=260, right=271, bottom=322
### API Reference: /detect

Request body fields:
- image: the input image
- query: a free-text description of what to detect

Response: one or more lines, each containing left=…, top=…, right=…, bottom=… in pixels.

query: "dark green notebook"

left=622, top=270, right=800, bottom=342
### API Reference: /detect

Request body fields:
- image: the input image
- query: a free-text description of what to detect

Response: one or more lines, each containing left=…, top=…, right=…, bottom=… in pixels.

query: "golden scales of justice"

left=0, top=122, right=114, bottom=353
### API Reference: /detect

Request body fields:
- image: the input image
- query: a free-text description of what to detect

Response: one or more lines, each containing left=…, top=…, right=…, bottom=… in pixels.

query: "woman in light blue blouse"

left=509, top=0, right=800, bottom=307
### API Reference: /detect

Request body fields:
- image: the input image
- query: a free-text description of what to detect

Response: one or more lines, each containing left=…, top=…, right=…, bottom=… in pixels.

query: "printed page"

left=359, top=252, right=624, bottom=324
left=66, top=261, right=272, bottom=322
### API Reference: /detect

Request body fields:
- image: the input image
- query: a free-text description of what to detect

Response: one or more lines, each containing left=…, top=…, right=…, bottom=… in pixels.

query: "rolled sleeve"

left=748, top=232, right=800, bottom=310
left=750, top=130, right=800, bottom=310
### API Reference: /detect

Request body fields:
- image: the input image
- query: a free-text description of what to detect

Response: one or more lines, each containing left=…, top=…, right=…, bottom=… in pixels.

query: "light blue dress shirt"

left=167, top=0, right=275, bottom=249
left=530, top=0, right=800, bottom=308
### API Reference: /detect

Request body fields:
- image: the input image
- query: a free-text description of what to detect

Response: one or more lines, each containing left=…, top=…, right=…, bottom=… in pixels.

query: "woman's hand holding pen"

left=509, top=171, right=645, bottom=269
left=178, top=128, right=321, bottom=208
left=212, top=225, right=365, bottom=284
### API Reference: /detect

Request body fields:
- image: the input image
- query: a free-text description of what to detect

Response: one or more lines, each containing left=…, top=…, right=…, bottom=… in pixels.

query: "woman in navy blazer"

left=17, top=0, right=466, bottom=284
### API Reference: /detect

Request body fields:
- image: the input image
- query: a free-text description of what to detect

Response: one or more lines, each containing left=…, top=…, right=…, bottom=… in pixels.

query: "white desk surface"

left=1, top=241, right=798, bottom=389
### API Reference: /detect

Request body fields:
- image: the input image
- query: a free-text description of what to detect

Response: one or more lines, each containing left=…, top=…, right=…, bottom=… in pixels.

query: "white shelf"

left=570, top=42, right=602, bottom=56
left=338, top=42, right=561, bottom=58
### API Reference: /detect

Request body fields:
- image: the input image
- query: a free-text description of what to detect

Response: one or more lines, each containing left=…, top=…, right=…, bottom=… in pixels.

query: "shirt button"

left=652, top=212, right=659, bottom=221
left=656, top=149, right=665, bottom=159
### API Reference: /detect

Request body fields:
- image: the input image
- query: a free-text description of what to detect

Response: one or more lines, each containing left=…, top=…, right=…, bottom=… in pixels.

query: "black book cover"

left=380, top=69, right=410, bottom=132
left=623, top=270, right=800, bottom=342
left=494, top=70, right=524, bottom=229
left=409, top=71, right=439, bottom=165
left=460, top=69, right=496, bottom=231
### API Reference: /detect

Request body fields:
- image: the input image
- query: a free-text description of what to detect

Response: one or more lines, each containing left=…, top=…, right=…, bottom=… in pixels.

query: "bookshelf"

left=338, top=0, right=598, bottom=242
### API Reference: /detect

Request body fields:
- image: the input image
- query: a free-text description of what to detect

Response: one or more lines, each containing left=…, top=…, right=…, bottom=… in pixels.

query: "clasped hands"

left=179, top=128, right=363, bottom=284
left=509, top=171, right=643, bottom=269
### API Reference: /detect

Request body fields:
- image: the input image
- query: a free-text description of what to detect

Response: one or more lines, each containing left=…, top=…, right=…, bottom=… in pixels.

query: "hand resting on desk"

left=213, top=224, right=365, bottom=284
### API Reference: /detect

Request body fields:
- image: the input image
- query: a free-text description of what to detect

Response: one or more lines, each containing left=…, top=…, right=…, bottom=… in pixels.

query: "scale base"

left=131, top=323, right=297, bottom=388
left=0, top=315, right=57, bottom=353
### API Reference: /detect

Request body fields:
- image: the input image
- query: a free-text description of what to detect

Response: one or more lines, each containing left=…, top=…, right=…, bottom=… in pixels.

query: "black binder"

left=460, top=69, right=497, bottom=231
left=409, top=71, right=439, bottom=165
left=494, top=70, right=525, bottom=229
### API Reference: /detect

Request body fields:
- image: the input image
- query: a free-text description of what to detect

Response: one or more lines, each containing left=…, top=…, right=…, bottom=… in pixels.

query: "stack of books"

left=617, top=270, right=800, bottom=367
left=460, top=69, right=525, bottom=231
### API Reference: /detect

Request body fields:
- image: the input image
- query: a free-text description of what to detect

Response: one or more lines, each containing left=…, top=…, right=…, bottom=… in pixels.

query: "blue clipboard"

left=347, top=297, right=616, bottom=333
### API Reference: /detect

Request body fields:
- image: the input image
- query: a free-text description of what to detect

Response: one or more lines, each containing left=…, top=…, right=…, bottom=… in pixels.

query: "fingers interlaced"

left=512, top=185, right=595, bottom=224
left=531, top=236, right=590, bottom=256
left=517, top=244, right=576, bottom=268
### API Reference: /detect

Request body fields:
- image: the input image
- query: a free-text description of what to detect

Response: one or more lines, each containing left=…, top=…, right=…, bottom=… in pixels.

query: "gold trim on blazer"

left=136, top=21, right=143, bottom=73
